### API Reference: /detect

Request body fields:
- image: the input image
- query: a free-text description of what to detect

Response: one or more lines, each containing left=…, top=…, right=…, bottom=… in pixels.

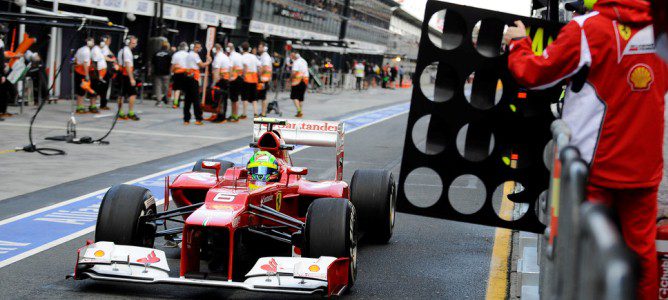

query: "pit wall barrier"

left=517, top=119, right=637, bottom=299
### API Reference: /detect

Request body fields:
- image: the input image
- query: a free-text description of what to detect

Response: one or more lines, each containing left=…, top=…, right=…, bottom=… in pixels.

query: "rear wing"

left=253, top=118, right=345, bottom=181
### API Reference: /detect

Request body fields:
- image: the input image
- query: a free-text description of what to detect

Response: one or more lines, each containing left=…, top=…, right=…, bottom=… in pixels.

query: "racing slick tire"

left=349, top=169, right=396, bottom=244
left=95, top=184, right=157, bottom=248
left=304, top=198, right=357, bottom=287
left=192, top=158, right=235, bottom=174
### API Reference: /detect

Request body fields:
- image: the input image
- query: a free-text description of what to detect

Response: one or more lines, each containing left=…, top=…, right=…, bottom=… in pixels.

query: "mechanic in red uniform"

left=504, top=0, right=667, bottom=298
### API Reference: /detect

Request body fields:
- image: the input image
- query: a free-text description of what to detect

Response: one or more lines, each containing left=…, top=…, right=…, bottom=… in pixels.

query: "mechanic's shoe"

left=76, top=107, right=87, bottom=114
left=89, top=106, right=99, bottom=114
left=253, top=113, right=259, bottom=118
left=194, top=121, right=204, bottom=126
left=295, top=112, right=303, bottom=118
left=128, top=114, right=140, bottom=121
left=239, top=114, right=247, bottom=120
left=172, top=104, right=179, bottom=109
left=100, top=106, right=110, bottom=110
left=205, top=114, right=218, bottom=121
left=261, top=114, right=267, bottom=117
left=183, top=121, right=190, bottom=125
left=212, top=116, right=227, bottom=123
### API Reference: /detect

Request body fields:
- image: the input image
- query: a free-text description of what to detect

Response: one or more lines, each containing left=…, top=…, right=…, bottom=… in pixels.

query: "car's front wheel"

left=95, top=184, right=157, bottom=247
left=303, top=198, right=357, bottom=287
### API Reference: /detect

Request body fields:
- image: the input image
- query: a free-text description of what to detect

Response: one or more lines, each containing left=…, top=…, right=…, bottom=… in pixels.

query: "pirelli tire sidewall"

left=95, top=184, right=157, bottom=248
left=304, top=198, right=358, bottom=287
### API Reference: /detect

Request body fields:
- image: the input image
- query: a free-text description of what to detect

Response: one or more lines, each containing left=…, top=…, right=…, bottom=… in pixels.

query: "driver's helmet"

left=247, top=151, right=280, bottom=182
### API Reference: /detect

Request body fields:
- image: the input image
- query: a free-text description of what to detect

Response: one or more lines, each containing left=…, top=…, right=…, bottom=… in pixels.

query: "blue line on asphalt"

left=0, top=102, right=409, bottom=268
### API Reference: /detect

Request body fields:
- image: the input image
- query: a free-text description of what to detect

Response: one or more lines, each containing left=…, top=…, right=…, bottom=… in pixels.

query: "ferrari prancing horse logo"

left=618, top=24, right=632, bottom=41
left=275, top=192, right=282, bottom=211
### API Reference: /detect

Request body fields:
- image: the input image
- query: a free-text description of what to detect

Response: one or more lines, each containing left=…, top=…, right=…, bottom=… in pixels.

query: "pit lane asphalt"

left=0, top=112, right=496, bottom=299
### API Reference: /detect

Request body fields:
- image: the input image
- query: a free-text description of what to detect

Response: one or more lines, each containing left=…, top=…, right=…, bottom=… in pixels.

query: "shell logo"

left=94, top=250, right=105, bottom=257
left=628, top=64, right=654, bottom=91
left=308, top=265, right=320, bottom=272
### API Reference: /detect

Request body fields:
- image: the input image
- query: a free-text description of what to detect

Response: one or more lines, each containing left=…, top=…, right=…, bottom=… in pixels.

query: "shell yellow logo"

left=308, top=265, right=320, bottom=272
left=628, top=64, right=654, bottom=91
left=94, top=250, right=105, bottom=257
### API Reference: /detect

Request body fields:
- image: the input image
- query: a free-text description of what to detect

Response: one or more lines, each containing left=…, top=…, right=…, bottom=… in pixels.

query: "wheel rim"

left=138, top=207, right=155, bottom=247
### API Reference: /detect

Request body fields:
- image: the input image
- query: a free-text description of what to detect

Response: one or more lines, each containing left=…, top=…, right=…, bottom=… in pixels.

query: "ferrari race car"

left=69, top=117, right=397, bottom=296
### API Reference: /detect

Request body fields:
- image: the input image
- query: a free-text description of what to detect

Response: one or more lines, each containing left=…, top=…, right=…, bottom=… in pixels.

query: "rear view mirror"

left=201, top=161, right=221, bottom=180
left=288, top=167, right=308, bottom=176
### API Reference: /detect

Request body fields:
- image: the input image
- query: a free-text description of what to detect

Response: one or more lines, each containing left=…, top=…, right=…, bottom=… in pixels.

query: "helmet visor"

left=248, top=166, right=278, bottom=182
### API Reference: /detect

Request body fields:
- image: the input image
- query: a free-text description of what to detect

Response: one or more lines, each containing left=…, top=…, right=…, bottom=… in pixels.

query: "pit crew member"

left=183, top=41, right=211, bottom=125
left=116, top=35, right=140, bottom=121
left=240, top=42, right=259, bottom=118
left=74, top=37, right=95, bottom=114
left=504, top=0, right=668, bottom=298
left=258, top=41, right=273, bottom=117
left=208, top=43, right=231, bottom=123
left=171, top=42, right=189, bottom=109
left=227, top=42, right=243, bottom=122
left=290, top=51, right=309, bottom=118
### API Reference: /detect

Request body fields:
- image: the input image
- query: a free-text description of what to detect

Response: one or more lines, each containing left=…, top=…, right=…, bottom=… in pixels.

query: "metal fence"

left=537, top=119, right=637, bottom=299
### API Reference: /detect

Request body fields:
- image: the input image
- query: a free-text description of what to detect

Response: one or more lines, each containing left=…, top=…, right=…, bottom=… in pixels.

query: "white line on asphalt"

left=93, top=113, right=115, bottom=118
left=0, top=123, right=231, bottom=141
left=0, top=104, right=409, bottom=269
left=0, top=226, right=95, bottom=268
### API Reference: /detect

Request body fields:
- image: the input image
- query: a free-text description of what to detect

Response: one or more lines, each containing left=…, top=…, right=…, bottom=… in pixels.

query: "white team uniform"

left=186, top=51, right=202, bottom=70
left=74, top=46, right=91, bottom=68
left=241, top=52, right=260, bottom=78
left=171, top=50, right=188, bottom=70
left=91, top=46, right=107, bottom=70
left=117, top=46, right=133, bottom=74
left=229, top=51, right=243, bottom=80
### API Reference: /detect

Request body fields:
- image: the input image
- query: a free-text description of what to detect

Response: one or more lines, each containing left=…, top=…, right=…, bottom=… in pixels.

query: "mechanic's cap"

left=247, top=151, right=279, bottom=182
left=565, top=0, right=586, bottom=14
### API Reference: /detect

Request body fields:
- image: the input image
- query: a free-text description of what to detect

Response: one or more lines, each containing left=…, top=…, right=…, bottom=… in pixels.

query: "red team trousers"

left=587, top=184, right=659, bottom=300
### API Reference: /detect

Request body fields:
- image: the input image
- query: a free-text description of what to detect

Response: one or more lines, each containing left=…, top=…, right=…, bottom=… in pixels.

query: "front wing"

left=70, top=242, right=350, bottom=296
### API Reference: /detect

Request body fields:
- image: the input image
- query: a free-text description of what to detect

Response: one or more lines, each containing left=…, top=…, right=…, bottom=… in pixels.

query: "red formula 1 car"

left=70, top=118, right=397, bottom=296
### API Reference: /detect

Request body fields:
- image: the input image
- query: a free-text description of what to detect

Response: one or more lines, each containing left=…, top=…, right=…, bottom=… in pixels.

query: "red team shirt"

left=508, top=0, right=668, bottom=189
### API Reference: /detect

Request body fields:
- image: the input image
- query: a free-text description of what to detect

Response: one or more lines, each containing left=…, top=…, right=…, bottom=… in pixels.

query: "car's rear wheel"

left=192, top=159, right=235, bottom=174
left=95, top=184, right=157, bottom=247
left=349, top=169, right=396, bottom=244
left=304, top=198, right=357, bottom=287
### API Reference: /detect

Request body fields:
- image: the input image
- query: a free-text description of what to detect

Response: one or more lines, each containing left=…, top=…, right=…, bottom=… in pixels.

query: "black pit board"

left=397, top=1, right=563, bottom=233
